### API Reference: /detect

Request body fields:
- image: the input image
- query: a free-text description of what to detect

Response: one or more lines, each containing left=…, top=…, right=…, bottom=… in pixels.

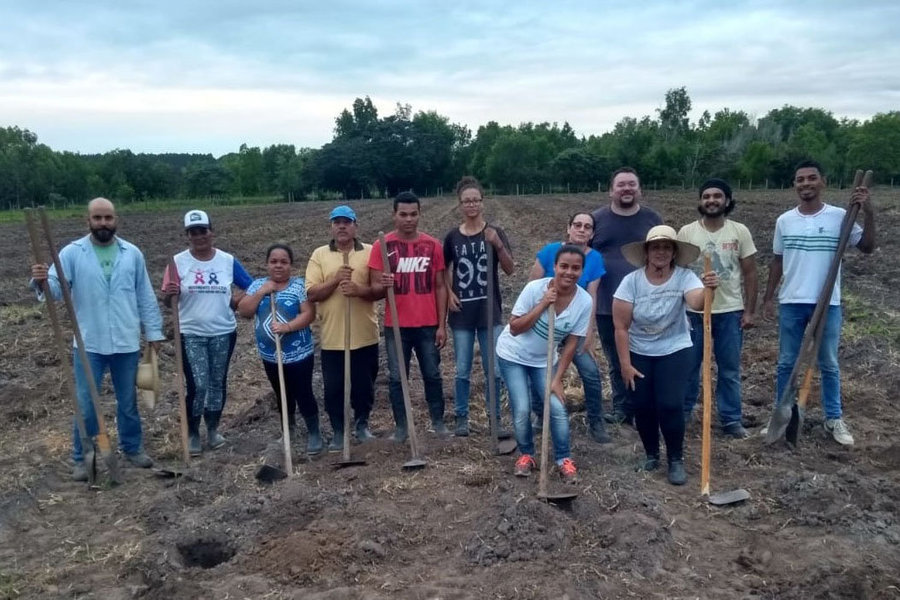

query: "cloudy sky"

left=2, top=1, right=898, bottom=156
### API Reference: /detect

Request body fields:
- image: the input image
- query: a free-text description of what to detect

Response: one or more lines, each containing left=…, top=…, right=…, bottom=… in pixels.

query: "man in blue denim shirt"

left=31, top=198, right=165, bottom=480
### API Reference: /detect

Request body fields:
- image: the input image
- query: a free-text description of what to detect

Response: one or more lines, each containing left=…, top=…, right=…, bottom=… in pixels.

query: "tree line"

left=2, top=87, right=899, bottom=210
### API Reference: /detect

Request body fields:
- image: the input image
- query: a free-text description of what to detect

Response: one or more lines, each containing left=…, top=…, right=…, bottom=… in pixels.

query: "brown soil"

left=1, top=189, right=899, bottom=599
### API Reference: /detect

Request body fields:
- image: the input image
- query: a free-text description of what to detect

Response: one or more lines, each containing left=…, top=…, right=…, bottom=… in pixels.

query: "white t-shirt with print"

left=678, top=219, right=756, bottom=314
left=496, top=278, right=592, bottom=368
left=773, top=204, right=862, bottom=306
left=614, top=267, right=702, bottom=357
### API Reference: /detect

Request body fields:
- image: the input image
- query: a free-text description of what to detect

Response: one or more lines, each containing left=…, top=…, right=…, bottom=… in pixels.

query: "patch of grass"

left=842, top=292, right=900, bottom=348
left=0, top=571, right=23, bottom=600
left=0, top=305, right=42, bottom=326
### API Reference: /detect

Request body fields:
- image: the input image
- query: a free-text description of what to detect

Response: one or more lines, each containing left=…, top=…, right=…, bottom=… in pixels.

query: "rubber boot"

left=188, top=414, right=203, bottom=456
left=327, top=428, right=343, bottom=452
left=588, top=418, right=612, bottom=444
left=389, top=401, right=408, bottom=443
left=454, top=415, right=469, bottom=437
left=667, top=459, right=687, bottom=485
left=205, top=411, right=226, bottom=449
left=304, top=413, right=324, bottom=455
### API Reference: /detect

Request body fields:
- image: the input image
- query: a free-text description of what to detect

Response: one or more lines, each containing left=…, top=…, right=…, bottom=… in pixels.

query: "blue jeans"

left=597, top=314, right=628, bottom=416
left=384, top=327, right=444, bottom=426
left=451, top=325, right=503, bottom=419
left=776, top=304, right=843, bottom=419
left=72, top=350, right=142, bottom=462
left=498, top=357, right=570, bottom=462
left=683, top=311, right=743, bottom=426
left=529, top=339, right=604, bottom=424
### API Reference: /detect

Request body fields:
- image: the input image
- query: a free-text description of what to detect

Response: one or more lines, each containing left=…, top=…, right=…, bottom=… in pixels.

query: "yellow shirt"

left=305, top=240, right=380, bottom=350
left=677, top=219, right=757, bottom=313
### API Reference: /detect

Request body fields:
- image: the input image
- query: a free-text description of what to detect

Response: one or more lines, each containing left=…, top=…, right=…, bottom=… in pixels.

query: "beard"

left=91, top=226, right=116, bottom=244
left=698, top=204, right=727, bottom=218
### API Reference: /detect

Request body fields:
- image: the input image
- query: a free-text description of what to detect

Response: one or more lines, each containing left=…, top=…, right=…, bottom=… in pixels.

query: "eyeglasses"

left=187, top=227, right=209, bottom=236
left=570, top=222, right=593, bottom=230
left=460, top=199, right=483, bottom=206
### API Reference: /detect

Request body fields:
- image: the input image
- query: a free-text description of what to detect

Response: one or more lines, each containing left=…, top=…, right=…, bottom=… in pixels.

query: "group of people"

left=29, top=159, right=875, bottom=487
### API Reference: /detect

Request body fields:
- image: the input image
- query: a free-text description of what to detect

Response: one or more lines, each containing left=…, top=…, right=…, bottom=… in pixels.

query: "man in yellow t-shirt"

left=677, top=179, right=758, bottom=438
left=306, top=205, right=389, bottom=449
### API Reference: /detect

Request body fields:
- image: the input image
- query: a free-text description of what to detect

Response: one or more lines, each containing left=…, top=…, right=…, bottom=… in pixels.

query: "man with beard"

left=31, top=197, right=164, bottom=480
left=678, top=179, right=758, bottom=438
left=306, top=205, right=388, bottom=448
left=591, top=167, right=662, bottom=425
left=762, top=160, right=875, bottom=446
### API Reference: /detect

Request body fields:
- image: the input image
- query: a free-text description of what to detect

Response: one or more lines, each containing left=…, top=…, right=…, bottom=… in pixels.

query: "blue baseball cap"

left=329, top=205, right=357, bottom=222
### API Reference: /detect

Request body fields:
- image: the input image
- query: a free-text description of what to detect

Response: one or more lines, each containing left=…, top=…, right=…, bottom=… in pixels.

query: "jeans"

left=683, top=311, right=743, bottom=426
left=262, top=355, right=317, bottom=428
left=776, top=303, right=843, bottom=419
left=629, top=348, right=692, bottom=462
left=321, top=343, right=379, bottom=430
left=72, top=350, right=142, bottom=462
left=597, top=314, right=629, bottom=417
left=182, top=331, right=237, bottom=434
left=529, top=338, right=604, bottom=424
left=451, top=325, right=503, bottom=419
left=384, top=326, right=445, bottom=426
left=498, top=357, right=570, bottom=462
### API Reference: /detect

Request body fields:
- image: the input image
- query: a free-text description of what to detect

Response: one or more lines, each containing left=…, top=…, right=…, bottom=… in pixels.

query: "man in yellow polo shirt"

left=307, top=205, right=388, bottom=449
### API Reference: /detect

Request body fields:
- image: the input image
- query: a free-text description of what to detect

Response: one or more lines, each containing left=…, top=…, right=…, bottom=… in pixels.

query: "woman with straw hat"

left=612, top=225, right=717, bottom=485
left=162, top=210, right=252, bottom=456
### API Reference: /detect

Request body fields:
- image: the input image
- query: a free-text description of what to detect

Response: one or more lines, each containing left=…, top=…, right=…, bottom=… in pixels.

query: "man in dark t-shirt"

left=443, top=176, right=514, bottom=437
left=591, top=167, right=662, bottom=425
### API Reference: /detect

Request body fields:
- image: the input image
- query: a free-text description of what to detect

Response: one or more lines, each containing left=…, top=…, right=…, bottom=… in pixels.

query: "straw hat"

left=621, top=225, right=701, bottom=268
left=136, top=345, right=159, bottom=409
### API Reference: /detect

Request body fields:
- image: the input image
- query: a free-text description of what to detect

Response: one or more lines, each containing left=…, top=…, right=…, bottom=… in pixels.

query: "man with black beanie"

left=678, top=178, right=758, bottom=438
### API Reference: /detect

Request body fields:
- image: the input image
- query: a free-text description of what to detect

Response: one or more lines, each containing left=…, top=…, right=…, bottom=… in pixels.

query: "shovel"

left=334, top=252, right=366, bottom=469
left=699, top=256, right=750, bottom=506
left=25, top=209, right=97, bottom=486
left=256, top=292, right=293, bottom=481
left=766, top=169, right=873, bottom=445
left=379, top=232, right=427, bottom=471
left=38, top=208, right=121, bottom=484
left=485, top=240, right=516, bottom=455
left=537, top=305, right=577, bottom=507
left=167, top=259, right=192, bottom=464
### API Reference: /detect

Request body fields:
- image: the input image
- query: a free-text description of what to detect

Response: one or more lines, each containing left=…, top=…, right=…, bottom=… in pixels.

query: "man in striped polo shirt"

left=762, top=159, right=876, bottom=445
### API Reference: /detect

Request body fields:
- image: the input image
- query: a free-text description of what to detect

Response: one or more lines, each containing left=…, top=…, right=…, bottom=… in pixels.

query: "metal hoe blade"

left=707, top=489, right=751, bottom=506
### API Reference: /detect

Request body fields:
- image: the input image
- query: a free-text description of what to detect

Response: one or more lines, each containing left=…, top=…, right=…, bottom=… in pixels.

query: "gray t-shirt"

left=613, top=266, right=702, bottom=357
left=590, top=205, right=662, bottom=316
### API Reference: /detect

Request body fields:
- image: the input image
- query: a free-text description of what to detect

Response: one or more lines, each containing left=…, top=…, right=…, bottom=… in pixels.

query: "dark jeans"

left=683, top=311, right=743, bottom=426
left=321, top=343, right=379, bottom=431
left=597, top=314, right=629, bottom=417
left=628, top=348, right=692, bottom=462
left=182, top=331, right=237, bottom=434
left=384, top=326, right=444, bottom=427
left=262, top=355, right=317, bottom=428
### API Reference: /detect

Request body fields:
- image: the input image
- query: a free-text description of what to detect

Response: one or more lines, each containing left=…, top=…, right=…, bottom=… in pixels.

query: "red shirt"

left=368, top=231, right=445, bottom=328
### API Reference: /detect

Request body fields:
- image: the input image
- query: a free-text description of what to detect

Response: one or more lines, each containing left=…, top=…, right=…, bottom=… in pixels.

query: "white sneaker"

left=759, top=419, right=771, bottom=438
left=824, top=418, right=854, bottom=446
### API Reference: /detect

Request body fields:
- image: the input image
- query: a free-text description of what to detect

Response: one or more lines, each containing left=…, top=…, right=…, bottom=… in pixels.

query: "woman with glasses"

left=527, top=212, right=610, bottom=443
left=162, top=210, right=252, bottom=455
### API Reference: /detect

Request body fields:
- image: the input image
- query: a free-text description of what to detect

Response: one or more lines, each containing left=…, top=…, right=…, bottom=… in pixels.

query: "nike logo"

left=395, top=256, right=431, bottom=273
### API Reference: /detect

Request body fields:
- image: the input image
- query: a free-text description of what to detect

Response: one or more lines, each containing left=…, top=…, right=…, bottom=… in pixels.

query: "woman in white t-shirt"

left=162, top=210, right=252, bottom=456
left=497, top=245, right=593, bottom=483
left=613, top=225, right=717, bottom=486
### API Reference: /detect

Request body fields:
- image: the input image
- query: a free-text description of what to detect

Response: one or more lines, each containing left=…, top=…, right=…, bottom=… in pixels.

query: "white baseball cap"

left=184, top=210, right=210, bottom=229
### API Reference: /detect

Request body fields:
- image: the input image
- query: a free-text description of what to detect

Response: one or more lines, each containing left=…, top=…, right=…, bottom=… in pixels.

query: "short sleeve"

left=585, top=251, right=605, bottom=283
left=736, top=223, right=758, bottom=259
left=511, top=280, right=541, bottom=317
left=247, top=278, right=263, bottom=295
left=295, top=277, right=308, bottom=303
left=161, top=262, right=178, bottom=292
left=570, top=293, right=592, bottom=337
left=304, top=249, right=325, bottom=287
left=772, top=217, right=784, bottom=255
left=233, top=259, right=253, bottom=290
left=536, top=244, right=554, bottom=275
left=849, top=221, right=863, bottom=247
left=613, top=271, right=636, bottom=303
left=681, top=268, right=703, bottom=292
left=433, top=239, right=446, bottom=272
left=443, top=231, right=455, bottom=267
left=368, top=239, right=384, bottom=271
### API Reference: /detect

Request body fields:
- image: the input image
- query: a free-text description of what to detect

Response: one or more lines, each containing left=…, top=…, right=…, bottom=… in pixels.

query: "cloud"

left=0, top=1, right=898, bottom=154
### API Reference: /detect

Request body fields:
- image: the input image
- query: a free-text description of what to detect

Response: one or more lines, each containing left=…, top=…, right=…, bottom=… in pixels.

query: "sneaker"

left=636, top=455, right=660, bottom=472
left=430, top=421, right=450, bottom=436
left=514, top=454, right=535, bottom=477
left=824, top=418, right=854, bottom=446
left=125, top=451, right=153, bottom=469
left=454, top=417, right=469, bottom=437
left=722, top=422, right=751, bottom=439
left=355, top=423, right=377, bottom=443
left=588, top=420, right=612, bottom=444
left=188, top=434, right=202, bottom=457
left=667, top=459, right=687, bottom=485
left=72, top=462, right=89, bottom=482
left=558, top=458, right=578, bottom=483
left=207, top=429, right=226, bottom=450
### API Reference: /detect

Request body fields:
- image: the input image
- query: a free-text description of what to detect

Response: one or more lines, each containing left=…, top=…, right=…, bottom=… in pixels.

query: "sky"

left=2, top=0, right=899, bottom=156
